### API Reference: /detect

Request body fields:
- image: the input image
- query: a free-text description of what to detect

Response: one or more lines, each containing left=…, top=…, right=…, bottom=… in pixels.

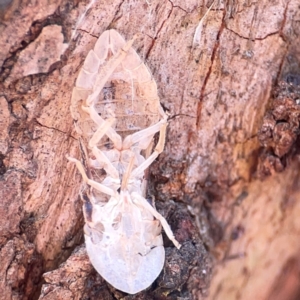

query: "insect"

left=67, top=29, right=180, bottom=294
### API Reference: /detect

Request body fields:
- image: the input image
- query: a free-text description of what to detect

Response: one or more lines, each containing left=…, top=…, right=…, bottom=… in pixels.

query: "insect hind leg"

left=131, top=192, right=181, bottom=249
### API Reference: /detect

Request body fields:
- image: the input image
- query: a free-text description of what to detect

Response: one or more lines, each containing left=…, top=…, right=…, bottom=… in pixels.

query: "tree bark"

left=1, top=0, right=300, bottom=299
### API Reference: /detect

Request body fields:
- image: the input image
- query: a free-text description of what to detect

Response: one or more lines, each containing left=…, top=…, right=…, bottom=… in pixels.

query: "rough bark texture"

left=1, top=0, right=300, bottom=299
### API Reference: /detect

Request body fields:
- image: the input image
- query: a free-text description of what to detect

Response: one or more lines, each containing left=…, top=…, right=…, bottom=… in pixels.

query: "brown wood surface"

left=1, top=0, right=300, bottom=299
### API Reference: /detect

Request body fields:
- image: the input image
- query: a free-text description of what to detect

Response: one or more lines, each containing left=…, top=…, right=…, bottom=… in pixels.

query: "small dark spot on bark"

left=0, top=154, right=6, bottom=175
left=231, top=225, right=245, bottom=240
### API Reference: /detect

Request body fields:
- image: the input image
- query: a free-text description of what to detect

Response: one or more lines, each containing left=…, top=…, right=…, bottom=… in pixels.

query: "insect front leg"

left=67, top=156, right=116, bottom=197
left=131, top=192, right=181, bottom=249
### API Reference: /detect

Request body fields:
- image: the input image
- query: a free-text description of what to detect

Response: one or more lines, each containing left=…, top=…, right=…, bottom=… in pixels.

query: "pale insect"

left=67, top=29, right=181, bottom=294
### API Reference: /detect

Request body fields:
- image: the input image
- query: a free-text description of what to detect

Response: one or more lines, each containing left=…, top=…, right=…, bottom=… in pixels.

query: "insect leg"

left=123, top=115, right=167, bottom=150
left=130, top=121, right=167, bottom=178
left=67, top=156, right=116, bottom=197
left=131, top=192, right=181, bottom=249
left=88, top=117, right=116, bottom=148
left=92, top=148, right=119, bottom=179
left=86, top=117, right=120, bottom=179
left=82, top=105, right=123, bottom=150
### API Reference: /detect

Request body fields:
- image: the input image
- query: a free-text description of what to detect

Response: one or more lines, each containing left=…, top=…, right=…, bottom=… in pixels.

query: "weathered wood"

left=1, top=0, right=300, bottom=299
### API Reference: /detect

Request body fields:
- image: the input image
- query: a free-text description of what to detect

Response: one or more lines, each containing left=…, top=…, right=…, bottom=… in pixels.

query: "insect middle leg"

left=67, top=155, right=116, bottom=197
left=123, top=114, right=168, bottom=150
left=130, top=121, right=167, bottom=178
left=67, top=117, right=120, bottom=194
